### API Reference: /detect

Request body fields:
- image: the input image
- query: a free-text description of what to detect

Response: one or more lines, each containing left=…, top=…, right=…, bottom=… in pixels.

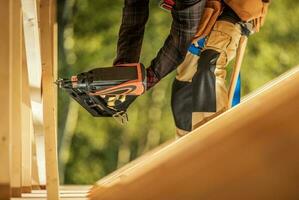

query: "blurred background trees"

left=57, top=0, right=299, bottom=184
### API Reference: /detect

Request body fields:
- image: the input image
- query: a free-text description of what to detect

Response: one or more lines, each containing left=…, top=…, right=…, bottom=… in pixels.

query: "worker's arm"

left=146, top=0, right=206, bottom=89
left=114, top=0, right=150, bottom=65
left=114, top=0, right=206, bottom=90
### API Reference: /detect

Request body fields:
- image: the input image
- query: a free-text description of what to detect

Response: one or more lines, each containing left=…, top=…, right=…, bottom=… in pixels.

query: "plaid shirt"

left=114, top=0, right=206, bottom=88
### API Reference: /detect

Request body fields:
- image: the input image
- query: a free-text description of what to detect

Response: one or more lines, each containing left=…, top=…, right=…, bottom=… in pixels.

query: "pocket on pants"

left=205, top=29, right=231, bottom=51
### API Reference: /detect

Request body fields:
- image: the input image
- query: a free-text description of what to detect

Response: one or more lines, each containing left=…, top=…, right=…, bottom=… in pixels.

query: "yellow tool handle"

left=228, top=35, right=248, bottom=108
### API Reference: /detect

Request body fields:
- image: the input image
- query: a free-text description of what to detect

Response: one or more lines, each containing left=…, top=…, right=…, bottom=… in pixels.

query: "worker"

left=63, top=0, right=270, bottom=136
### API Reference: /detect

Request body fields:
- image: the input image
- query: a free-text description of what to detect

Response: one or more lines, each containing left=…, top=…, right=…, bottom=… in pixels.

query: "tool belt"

left=224, top=0, right=270, bottom=32
left=193, top=0, right=270, bottom=40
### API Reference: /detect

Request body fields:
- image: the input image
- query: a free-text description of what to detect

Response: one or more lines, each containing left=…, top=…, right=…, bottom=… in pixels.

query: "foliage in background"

left=57, top=0, right=299, bottom=184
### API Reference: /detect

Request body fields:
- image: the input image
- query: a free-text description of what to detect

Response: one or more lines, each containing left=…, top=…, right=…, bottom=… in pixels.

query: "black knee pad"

left=197, top=49, right=219, bottom=73
left=171, top=79, right=193, bottom=131
left=192, top=49, right=220, bottom=112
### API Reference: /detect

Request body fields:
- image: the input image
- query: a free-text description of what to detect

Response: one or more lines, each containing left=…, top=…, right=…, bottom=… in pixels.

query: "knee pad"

left=192, top=49, right=220, bottom=112
left=171, top=79, right=193, bottom=132
left=197, top=49, right=220, bottom=73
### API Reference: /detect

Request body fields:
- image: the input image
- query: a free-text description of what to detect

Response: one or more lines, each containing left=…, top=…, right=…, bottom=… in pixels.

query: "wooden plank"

left=11, top=186, right=90, bottom=200
left=10, top=0, right=23, bottom=197
left=21, top=45, right=33, bottom=193
left=21, top=0, right=47, bottom=187
left=53, top=0, right=59, bottom=159
left=0, top=0, right=12, bottom=199
left=228, top=36, right=248, bottom=108
left=40, top=0, right=60, bottom=199
left=89, top=67, right=299, bottom=200
left=21, top=0, right=42, bottom=102
left=31, top=114, right=41, bottom=189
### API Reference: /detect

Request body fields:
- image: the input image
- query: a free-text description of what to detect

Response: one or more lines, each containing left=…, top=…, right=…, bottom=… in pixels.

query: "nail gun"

left=56, top=63, right=146, bottom=124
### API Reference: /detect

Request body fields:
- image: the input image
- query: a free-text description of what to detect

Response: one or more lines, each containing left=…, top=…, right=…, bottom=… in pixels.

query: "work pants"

left=172, top=6, right=245, bottom=137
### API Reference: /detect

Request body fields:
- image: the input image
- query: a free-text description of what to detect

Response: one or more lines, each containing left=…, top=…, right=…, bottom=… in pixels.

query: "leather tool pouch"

left=193, top=0, right=223, bottom=41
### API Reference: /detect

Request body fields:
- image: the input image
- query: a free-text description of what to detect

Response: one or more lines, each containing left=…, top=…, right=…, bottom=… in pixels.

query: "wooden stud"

left=21, top=0, right=43, bottom=102
left=53, top=0, right=59, bottom=153
left=0, top=0, right=12, bottom=199
left=40, top=0, right=60, bottom=199
left=31, top=115, right=41, bottom=189
left=21, top=0, right=47, bottom=187
left=21, top=44, right=33, bottom=193
left=10, top=0, right=23, bottom=197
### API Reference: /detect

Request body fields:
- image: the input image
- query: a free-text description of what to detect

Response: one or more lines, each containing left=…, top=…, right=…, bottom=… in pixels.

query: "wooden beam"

left=21, top=0, right=46, bottom=187
left=31, top=116, right=41, bottom=189
left=11, top=185, right=91, bottom=199
left=40, top=0, right=60, bottom=199
left=89, top=67, right=299, bottom=200
left=21, top=45, right=33, bottom=193
left=0, top=0, right=12, bottom=199
left=10, top=0, right=23, bottom=197
left=21, top=0, right=42, bottom=102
